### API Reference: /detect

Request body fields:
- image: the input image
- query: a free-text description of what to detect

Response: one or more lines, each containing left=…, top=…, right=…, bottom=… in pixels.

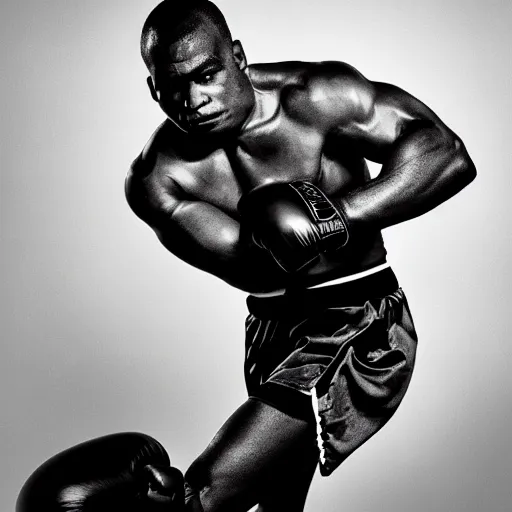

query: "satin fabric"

left=245, top=269, right=417, bottom=476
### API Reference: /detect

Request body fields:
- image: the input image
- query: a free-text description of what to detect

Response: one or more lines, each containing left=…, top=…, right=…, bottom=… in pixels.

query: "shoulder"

left=125, top=121, right=182, bottom=223
left=248, top=62, right=312, bottom=90
left=250, top=61, right=376, bottom=130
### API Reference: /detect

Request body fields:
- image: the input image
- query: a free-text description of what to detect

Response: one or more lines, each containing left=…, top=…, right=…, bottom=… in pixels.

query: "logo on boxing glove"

left=289, top=181, right=349, bottom=250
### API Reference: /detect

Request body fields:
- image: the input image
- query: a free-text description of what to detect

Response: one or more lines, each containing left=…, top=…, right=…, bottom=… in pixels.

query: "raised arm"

left=237, top=62, right=476, bottom=274
left=300, top=62, right=476, bottom=232
left=125, top=156, right=286, bottom=292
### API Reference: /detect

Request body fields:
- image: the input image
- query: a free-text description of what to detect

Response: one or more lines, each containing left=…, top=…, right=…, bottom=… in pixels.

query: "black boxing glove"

left=238, top=180, right=349, bottom=273
left=16, top=432, right=185, bottom=512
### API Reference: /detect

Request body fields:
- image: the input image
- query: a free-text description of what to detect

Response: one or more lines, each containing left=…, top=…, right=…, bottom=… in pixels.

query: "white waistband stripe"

left=250, top=263, right=390, bottom=298
left=308, top=262, right=390, bottom=289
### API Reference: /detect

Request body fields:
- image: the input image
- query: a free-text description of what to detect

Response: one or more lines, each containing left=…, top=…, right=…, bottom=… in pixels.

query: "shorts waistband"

left=308, top=262, right=390, bottom=289
left=247, top=266, right=399, bottom=319
left=252, top=263, right=390, bottom=298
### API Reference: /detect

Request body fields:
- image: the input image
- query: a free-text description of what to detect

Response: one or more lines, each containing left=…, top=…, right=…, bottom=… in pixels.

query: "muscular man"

left=126, top=1, right=476, bottom=510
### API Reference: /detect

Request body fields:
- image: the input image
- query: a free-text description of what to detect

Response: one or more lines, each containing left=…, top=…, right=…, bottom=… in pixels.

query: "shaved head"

left=140, top=0, right=253, bottom=135
left=141, top=0, right=232, bottom=71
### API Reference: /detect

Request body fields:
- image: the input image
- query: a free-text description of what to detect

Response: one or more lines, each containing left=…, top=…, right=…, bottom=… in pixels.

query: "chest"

left=230, top=114, right=324, bottom=190
left=169, top=118, right=362, bottom=215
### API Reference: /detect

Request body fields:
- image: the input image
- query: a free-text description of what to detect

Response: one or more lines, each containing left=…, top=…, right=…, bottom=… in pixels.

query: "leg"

left=255, top=432, right=318, bottom=512
left=184, top=398, right=318, bottom=512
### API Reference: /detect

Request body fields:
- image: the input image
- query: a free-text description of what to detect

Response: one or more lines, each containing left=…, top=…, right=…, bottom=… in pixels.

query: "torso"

left=130, top=63, right=386, bottom=291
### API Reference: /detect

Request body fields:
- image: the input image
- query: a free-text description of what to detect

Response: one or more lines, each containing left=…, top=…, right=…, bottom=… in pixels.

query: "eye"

left=197, top=73, right=214, bottom=84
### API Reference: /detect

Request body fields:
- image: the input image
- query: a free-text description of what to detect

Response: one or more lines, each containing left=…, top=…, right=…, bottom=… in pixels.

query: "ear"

left=147, top=76, right=159, bottom=102
left=232, top=40, right=247, bottom=71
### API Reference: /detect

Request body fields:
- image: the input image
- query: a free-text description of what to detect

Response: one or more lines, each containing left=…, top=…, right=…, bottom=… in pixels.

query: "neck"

left=236, top=68, right=258, bottom=133
left=238, top=82, right=280, bottom=139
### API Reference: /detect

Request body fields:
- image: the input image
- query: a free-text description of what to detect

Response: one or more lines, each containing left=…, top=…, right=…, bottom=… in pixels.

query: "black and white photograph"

left=3, top=1, right=511, bottom=510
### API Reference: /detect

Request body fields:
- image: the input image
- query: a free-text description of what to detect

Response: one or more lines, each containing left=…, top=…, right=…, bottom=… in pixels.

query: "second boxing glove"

left=16, top=432, right=185, bottom=512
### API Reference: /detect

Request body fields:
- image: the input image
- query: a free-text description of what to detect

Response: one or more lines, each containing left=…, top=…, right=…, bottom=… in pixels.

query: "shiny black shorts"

left=245, top=267, right=418, bottom=476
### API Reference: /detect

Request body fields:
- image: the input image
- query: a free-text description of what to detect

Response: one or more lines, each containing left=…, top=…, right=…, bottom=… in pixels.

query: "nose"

left=184, top=82, right=209, bottom=112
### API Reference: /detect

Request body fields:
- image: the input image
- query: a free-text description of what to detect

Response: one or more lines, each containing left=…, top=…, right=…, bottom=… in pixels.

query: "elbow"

left=445, top=136, right=477, bottom=191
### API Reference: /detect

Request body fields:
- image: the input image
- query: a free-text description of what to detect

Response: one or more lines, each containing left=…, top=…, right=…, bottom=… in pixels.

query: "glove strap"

left=289, top=181, right=349, bottom=250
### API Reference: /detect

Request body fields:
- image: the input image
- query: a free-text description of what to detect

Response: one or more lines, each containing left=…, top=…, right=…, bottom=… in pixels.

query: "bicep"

left=126, top=156, right=259, bottom=284
left=338, top=80, right=453, bottom=163
left=303, top=63, right=453, bottom=163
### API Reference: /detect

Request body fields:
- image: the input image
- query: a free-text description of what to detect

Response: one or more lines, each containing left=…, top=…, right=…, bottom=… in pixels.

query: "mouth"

left=185, top=111, right=226, bottom=129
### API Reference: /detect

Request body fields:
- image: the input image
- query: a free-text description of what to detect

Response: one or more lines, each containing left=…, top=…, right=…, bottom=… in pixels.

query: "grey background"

left=2, top=0, right=511, bottom=510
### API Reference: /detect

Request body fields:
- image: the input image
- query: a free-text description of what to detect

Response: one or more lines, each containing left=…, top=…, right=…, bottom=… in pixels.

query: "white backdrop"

left=2, top=1, right=511, bottom=510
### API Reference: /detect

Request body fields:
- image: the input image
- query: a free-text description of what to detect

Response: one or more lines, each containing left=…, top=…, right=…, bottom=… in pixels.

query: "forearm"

left=212, top=222, right=290, bottom=292
left=338, top=124, right=476, bottom=232
left=155, top=214, right=288, bottom=293
left=220, top=245, right=290, bottom=292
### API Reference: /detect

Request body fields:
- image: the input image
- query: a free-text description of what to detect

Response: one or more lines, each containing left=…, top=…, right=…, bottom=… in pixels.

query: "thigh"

left=185, top=398, right=318, bottom=512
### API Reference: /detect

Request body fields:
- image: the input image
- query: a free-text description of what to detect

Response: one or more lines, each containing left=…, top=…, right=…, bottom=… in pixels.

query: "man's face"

left=148, top=23, right=254, bottom=135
